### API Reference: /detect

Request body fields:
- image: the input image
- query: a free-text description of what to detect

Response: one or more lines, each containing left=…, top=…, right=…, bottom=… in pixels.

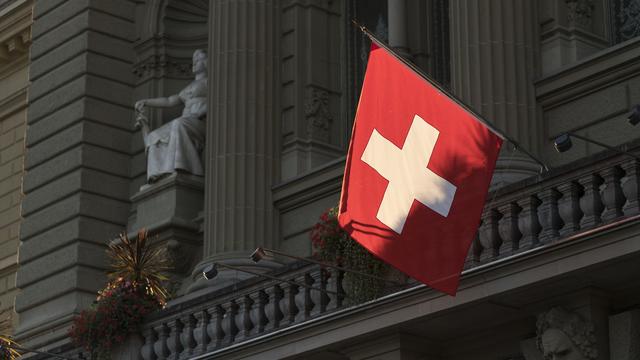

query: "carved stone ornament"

left=134, top=49, right=208, bottom=183
left=536, top=307, right=597, bottom=360
left=566, top=0, right=594, bottom=28
left=617, top=0, right=640, bottom=41
left=305, top=88, right=332, bottom=142
left=133, top=55, right=193, bottom=79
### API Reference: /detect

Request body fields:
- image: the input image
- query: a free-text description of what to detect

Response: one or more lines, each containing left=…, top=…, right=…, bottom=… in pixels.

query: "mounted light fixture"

left=201, top=260, right=341, bottom=296
left=553, top=131, right=640, bottom=161
left=252, top=247, right=405, bottom=286
left=202, top=263, right=218, bottom=280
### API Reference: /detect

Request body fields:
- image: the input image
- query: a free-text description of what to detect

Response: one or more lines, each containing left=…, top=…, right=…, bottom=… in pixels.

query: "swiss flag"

left=338, top=44, right=502, bottom=295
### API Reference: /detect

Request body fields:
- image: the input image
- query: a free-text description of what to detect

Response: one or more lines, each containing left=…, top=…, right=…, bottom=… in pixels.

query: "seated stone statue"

left=134, top=49, right=208, bottom=183
left=536, top=307, right=597, bottom=360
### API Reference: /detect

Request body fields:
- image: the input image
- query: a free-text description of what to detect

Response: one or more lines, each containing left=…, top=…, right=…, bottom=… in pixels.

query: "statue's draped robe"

left=146, top=81, right=207, bottom=180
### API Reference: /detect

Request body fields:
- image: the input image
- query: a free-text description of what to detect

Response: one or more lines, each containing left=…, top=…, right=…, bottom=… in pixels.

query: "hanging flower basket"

left=69, top=229, right=170, bottom=359
left=310, top=206, right=391, bottom=303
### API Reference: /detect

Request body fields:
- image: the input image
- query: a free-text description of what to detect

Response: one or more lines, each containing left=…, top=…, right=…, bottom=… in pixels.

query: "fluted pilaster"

left=450, top=0, right=541, bottom=186
left=193, top=0, right=280, bottom=289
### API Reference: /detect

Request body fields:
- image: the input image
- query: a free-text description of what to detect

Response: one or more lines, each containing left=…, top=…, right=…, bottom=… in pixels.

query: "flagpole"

left=352, top=20, right=549, bottom=173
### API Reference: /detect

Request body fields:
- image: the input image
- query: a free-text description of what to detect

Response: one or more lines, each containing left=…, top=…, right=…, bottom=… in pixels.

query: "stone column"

left=449, top=0, right=542, bottom=186
left=388, top=0, right=410, bottom=58
left=191, top=0, right=280, bottom=291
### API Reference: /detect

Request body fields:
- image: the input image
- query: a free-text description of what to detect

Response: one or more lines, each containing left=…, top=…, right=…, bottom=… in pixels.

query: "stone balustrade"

left=137, top=146, right=640, bottom=359
left=139, top=265, right=345, bottom=360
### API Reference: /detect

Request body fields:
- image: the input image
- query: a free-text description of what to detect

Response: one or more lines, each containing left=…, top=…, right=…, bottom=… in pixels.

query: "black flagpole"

left=352, top=20, right=549, bottom=173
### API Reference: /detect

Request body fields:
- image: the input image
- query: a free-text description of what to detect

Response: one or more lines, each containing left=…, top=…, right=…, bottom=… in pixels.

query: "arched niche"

left=133, top=0, right=208, bottom=130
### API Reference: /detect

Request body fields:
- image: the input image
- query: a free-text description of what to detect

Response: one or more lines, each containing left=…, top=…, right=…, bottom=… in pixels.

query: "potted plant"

left=69, top=229, right=170, bottom=359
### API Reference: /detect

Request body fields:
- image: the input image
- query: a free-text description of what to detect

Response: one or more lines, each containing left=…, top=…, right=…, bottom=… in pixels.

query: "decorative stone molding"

left=566, top=0, right=594, bottom=28
left=536, top=307, right=598, bottom=360
left=305, top=87, right=333, bottom=143
left=133, top=55, right=192, bottom=78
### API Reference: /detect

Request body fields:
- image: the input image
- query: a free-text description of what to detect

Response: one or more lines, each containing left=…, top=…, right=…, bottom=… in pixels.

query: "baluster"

left=153, top=324, right=169, bottom=360
left=141, top=327, right=157, bottom=360
left=179, top=315, right=196, bottom=359
left=166, top=319, right=183, bottom=360
left=621, top=159, right=640, bottom=216
left=309, top=269, right=325, bottom=317
left=283, top=281, right=299, bottom=325
left=517, top=195, right=541, bottom=249
left=478, top=209, right=502, bottom=260
left=498, top=203, right=522, bottom=255
left=206, top=305, right=225, bottom=351
left=537, top=188, right=563, bottom=243
left=192, top=309, right=210, bottom=356
left=325, top=268, right=345, bottom=310
left=578, top=173, right=604, bottom=229
left=222, top=300, right=239, bottom=345
left=236, top=295, right=255, bottom=341
left=264, top=285, right=283, bottom=332
left=557, top=181, right=583, bottom=237
left=295, top=273, right=315, bottom=322
left=600, top=166, right=625, bottom=222
left=319, top=268, right=331, bottom=313
left=252, top=290, right=268, bottom=334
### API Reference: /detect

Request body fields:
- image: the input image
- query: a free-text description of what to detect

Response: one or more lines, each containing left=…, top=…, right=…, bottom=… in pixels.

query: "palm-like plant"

left=106, top=229, right=171, bottom=305
left=0, top=319, right=20, bottom=360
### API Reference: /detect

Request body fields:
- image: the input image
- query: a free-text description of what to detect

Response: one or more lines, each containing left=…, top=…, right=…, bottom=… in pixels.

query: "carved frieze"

left=566, top=0, right=594, bottom=28
left=616, top=0, right=640, bottom=42
left=305, top=87, right=333, bottom=143
left=133, top=55, right=193, bottom=79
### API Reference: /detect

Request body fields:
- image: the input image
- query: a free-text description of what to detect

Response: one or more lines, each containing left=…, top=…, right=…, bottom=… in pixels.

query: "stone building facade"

left=7, top=0, right=640, bottom=359
left=0, top=0, right=31, bottom=336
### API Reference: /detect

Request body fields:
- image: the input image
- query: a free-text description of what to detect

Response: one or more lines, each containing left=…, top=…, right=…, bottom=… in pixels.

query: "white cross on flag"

left=338, top=44, right=502, bottom=295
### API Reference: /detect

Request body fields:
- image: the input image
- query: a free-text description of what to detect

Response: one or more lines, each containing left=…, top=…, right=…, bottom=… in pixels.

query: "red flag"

left=338, top=44, right=502, bottom=295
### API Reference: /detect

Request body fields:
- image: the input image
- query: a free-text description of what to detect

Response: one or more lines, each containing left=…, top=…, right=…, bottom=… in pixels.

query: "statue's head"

left=192, top=49, right=207, bottom=74
left=536, top=307, right=597, bottom=360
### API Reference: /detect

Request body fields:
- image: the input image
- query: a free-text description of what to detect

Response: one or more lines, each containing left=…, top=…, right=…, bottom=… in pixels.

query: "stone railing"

left=468, top=150, right=639, bottom=267
left=137, top=145, right=640, bottom=359
left=139, top=264, right=346, bottom=360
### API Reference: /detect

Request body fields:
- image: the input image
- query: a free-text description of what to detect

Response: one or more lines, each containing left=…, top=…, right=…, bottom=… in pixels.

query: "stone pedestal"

left=449, top=0, right=542, bottom=187
left=129, top=173, right=203, bottom=294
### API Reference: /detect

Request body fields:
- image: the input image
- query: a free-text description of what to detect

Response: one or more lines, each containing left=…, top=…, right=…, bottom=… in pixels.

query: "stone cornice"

left=0, top=0, right=31, bottom=72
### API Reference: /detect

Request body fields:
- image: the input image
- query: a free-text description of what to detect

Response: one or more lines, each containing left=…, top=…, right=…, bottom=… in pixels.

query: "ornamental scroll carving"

left=566, top=0, right=594, bottom=28
left=133, top=55, right=193, bottom=79
left=305, top=88, right=333, bottom=143
left=536, top=307, right=597, bottom=360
